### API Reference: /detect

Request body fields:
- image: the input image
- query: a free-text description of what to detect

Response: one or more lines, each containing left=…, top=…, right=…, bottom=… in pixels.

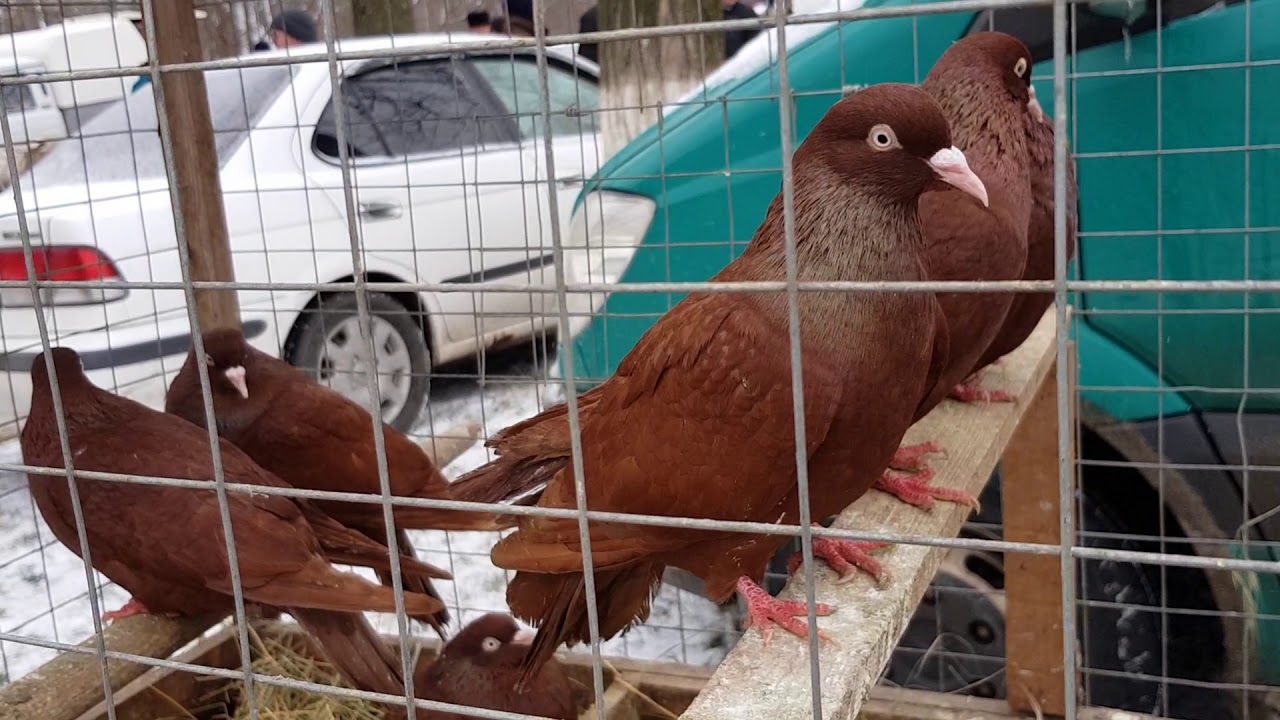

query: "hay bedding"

left=160, top=623, right=392, bottom=720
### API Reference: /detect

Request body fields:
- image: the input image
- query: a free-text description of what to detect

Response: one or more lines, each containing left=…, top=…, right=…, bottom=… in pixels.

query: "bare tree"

left=597, top=0, right=723, bottom=158
left=352, top=0, right=415, bottom=36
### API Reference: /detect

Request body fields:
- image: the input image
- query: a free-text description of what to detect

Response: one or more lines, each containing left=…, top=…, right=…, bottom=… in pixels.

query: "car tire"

left=286, top=291, right=431, bottom=432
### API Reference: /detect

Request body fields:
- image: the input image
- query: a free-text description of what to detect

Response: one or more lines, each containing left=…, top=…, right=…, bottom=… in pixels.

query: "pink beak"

left=928, top=146, right=988, bottom=208
left=224, top=366, right=249, bottom=400
left=510, top=629, right=535, bottom=647
left=1028, top=85, right=1046, bottom=124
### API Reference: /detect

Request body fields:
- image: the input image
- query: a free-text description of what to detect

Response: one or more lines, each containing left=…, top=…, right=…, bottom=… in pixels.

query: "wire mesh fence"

left=0, top=0, right=1273, bottom=719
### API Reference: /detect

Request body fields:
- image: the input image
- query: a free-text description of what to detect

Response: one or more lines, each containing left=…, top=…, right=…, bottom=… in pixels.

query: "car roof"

left=244, top=32, right=592, bottom=72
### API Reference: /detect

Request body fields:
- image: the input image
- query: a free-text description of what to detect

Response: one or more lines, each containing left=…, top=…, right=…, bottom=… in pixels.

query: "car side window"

left=469, top=56, right=598, bottom=140
left=967, top=0, right=1237, bottom=63
left=313, top=58, right=520, bottom=160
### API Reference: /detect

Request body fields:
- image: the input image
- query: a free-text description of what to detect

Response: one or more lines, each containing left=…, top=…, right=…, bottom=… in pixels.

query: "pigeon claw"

left=948, top=373, right=1016, bottom=404
left=786, top=524, right=891, bottom=587
left=876, top=469, right=981, bottom=513
left=736, top=577, right=834, bottom=646
left=102, top=597, right=151, bottom=624
left=888, top=441, right=945, bottom=473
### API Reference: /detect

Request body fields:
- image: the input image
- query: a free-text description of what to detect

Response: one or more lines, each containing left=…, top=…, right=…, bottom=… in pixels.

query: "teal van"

left=556, top=1, right=1279, bottom=717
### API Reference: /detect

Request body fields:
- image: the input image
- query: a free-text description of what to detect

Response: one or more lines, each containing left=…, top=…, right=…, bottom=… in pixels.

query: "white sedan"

left=0, top=33, right=609, bottom=433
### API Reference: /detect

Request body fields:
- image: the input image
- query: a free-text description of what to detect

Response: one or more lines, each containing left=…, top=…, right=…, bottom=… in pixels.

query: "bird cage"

left=0, top=1, right=1274, bottom=719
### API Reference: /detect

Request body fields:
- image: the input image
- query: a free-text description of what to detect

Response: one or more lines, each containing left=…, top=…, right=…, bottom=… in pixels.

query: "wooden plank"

left=1002, top=346, right=1077, bottom=716
left=0, top=615, right=216, bottom=720
left=681, top=310, right=1060, bottom=720
left=74, top=622, right=1162, bottom=720
left=3, top=424, right=480, bottom=720
left=71, top=625, right=240, bottom=720
left=151, top=0, right=240, bottom=332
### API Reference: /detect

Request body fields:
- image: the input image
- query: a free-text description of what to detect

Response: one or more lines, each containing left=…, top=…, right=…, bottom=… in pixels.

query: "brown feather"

left=970, top=52, right=1080, bottom=371
left=913, top=32, right=1036, bottom=417
left=466, top=84, right=971, bottom=676
left=21, top=348, right=443, bottom=698
left=164, top=330, right=516, bottom=630
left=414, top=613, right=578, bottom=719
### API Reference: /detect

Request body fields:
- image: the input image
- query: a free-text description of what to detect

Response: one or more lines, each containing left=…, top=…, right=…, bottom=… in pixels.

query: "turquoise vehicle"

left=557, top=1, right=1279, bottom=717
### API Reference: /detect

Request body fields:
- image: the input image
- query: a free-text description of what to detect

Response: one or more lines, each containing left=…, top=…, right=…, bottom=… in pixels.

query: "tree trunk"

left=352, top=0, right=416, bottom=36
left=598, top=0, right=723, bottom=159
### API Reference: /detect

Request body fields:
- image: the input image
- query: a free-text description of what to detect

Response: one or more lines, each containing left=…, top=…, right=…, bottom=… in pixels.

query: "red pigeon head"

left=804, top=82, right=989, bottom=208
left=198, top=326, right=252, bottom=401
left=933, top=32, right=1039, bottom=119
left=439, top=612, right=535, bottom=670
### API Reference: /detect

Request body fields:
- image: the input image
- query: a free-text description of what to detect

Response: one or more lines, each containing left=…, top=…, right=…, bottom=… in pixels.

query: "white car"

left=0, top=33, right=604, bottom=433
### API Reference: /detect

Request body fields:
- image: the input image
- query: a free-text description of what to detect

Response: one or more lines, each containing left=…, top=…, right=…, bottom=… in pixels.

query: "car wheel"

left=286, top=291, right=431, bottom=432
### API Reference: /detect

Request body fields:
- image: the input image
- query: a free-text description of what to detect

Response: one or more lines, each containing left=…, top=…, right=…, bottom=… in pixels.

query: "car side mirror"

left=1089, top=0, right=1147, bottom=23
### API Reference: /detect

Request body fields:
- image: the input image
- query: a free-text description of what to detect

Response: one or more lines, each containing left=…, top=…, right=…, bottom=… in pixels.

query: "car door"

left=467, top=53, right=602, bottom=332
left=306, top=56, right=533, bottom=345
left=973, top=0, right=1277, bottom=413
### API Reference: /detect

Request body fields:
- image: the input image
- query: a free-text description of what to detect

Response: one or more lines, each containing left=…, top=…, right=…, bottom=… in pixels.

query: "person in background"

left=722, top=0, right=760, bottom=59
left=577, top=5, right=599, bottom=65
left=502, top=0, right=536, bottom=36
left=490, top=15, right=509, bottom=33
left=467, top=9, right=493, bottom=33
left=251, top=8, right=319, bottom=52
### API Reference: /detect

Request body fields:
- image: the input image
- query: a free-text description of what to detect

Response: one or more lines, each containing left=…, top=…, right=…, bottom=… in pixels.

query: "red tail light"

left=0, top=246, right=125, bottom=306
left=0, top=246, right=121, bottom=282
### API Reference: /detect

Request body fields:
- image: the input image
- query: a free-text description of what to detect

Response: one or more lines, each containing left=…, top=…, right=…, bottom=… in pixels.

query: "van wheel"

left=286, top=292, right=431, bottom=432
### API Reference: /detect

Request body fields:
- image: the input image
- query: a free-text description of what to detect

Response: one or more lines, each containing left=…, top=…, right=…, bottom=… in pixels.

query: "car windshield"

left=23, top=64, right=293, bottom=189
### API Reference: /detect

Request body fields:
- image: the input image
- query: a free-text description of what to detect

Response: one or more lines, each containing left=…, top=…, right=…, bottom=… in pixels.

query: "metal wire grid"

left=0, top=0, right=1272, bottom=718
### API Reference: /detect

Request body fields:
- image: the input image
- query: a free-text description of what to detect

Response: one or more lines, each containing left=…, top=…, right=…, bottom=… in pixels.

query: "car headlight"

left=565, top=190, right=656, bottom=286
left=559, top=190, right=657, bottom=336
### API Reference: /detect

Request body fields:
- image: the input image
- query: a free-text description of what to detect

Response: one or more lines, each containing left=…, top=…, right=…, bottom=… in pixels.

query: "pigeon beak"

left=928, top=146, right=989, bottom=208
left=510, top=629, right=536, bottom=647
left=1028, top=85, right=1046, bottom=124
left=224, top=366, right=249, bottom=400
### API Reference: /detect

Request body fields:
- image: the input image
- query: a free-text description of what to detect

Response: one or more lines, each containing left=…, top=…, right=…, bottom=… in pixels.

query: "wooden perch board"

left=0, top=422, right=482, bottom=720
left=682, top=309, right=1061, bottom=720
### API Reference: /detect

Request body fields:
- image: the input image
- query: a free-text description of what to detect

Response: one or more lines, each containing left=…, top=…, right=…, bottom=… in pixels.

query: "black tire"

left=285, top=291, right=432, bottom=432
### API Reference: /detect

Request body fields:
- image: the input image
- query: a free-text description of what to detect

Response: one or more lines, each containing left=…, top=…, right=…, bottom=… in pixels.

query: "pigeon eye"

left=481, top=637, right=500, bottom=652
left=867, top=124, right=898, bottom=151
left=1014, top=57, right=1028, bottom=78
left=204, top=353, right=214, bottom=366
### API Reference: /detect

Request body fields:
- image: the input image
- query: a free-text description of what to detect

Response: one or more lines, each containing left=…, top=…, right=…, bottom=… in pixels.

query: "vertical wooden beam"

left=1002, top=347, right=1078, bottom=715
left=152, top=0, right=240, bottom=332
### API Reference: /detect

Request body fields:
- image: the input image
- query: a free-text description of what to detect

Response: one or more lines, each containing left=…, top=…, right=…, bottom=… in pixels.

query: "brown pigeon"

left=22, top=347, right=446, bottom=701
left=413, top=613, right=578, bottom=720
left=457, top=83, right=989, bottom=681
left=967, top=80, right=1079, bottom=375
left=871, top=32, right=1039, bottom=511
left=165, top=327, right=511, bottom=636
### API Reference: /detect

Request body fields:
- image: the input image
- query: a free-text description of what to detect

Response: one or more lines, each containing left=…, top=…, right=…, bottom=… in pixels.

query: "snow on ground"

left=0, top=348, right=739, bottom=687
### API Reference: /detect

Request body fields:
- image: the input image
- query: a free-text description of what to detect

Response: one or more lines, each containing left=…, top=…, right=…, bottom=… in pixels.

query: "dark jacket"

left=723, top=2, right=761, bottom=59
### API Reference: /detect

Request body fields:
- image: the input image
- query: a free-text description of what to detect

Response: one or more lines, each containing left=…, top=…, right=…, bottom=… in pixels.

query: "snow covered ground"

left=0, top=349, right=740, bottom=686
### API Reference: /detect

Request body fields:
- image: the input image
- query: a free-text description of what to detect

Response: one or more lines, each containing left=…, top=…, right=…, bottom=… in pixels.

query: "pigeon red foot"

left=888, top=441, right=945, bottom=473
left=786, top=523, right=891, bottom=587
left=875, top=468, right=981, bottom=512
left=736, top=576, right=834, bottom=645
left=102, top=597, right=151, bottom=623
left=948, top=372, right=1016, bottom=403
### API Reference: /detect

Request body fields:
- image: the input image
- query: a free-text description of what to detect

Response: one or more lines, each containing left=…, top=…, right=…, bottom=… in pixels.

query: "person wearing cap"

left=467, top=9, right=493, bottom=33
left=252, top=8, right=319, bottom=51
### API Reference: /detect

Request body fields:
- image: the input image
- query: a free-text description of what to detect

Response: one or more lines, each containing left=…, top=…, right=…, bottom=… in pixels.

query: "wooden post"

left=1002, top=346, right=1078, bottom=715
left=152, top=0, right=240, bottom=332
